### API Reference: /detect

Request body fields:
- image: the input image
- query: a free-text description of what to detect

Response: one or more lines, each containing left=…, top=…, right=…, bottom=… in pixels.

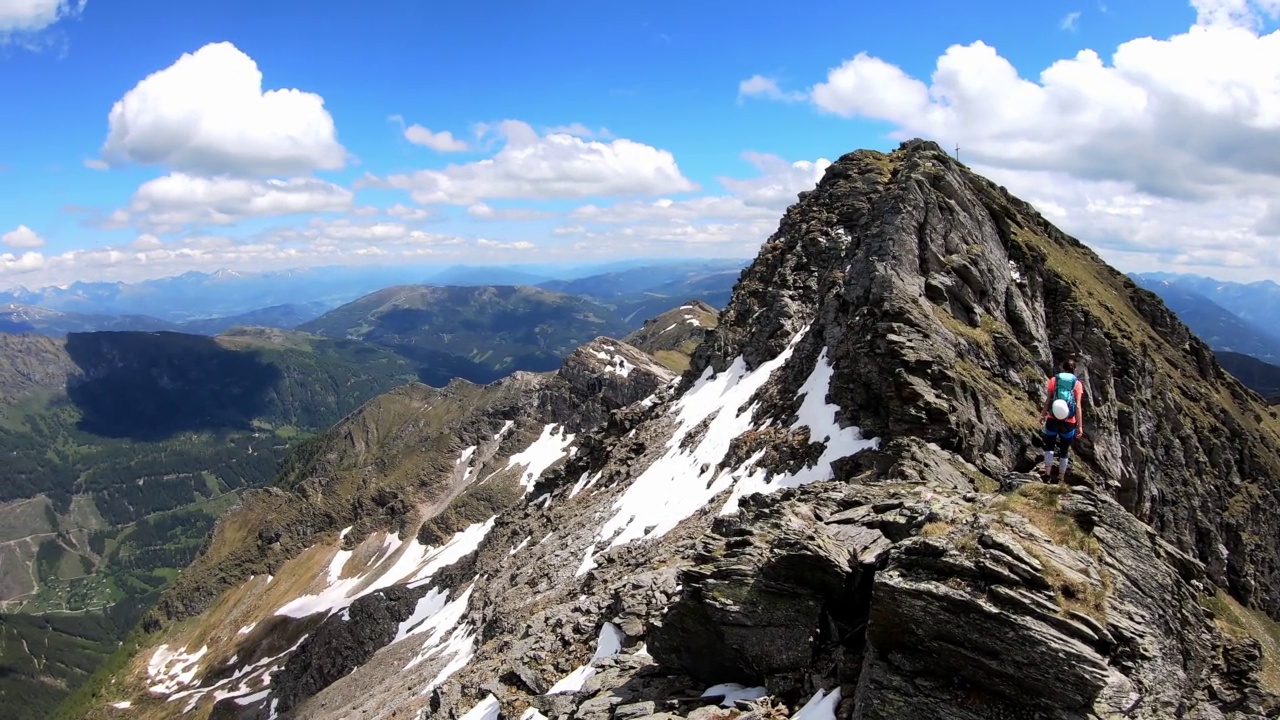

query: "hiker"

left=1042, top=356, right=1084, bottom=480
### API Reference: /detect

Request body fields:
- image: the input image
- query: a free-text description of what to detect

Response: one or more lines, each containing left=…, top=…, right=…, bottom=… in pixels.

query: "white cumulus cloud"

left=369, top=119, right=696, bottom=204
left=116, top=173, right=353, bottom=232
left=130, top=234, right=164, bottom=250
left=99, top=42, right=347, bottom=176
left=1192, top=0, right=1280, bottom=28
left=476, top=238, right=535, bottom=250
left=0, top=252, right=45, bottom=273
left=545, top=123, right=612, bottom=139
left=737, top=74, right=806, bottom=103
left=558, top=150, right=831, bottom=252
left=385, top=204, right=436, bottom=221
left=466, top=202, right=554, bottom=221
left=2, top=225, right=46, bottom=249
left=404, top=124, right=469, bottom=152
left=267, top=217, right=464, bottom=249
left=0, top=0, right=84, bottom=36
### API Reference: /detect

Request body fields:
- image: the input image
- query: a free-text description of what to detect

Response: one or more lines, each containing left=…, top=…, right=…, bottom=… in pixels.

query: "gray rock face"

left=647, top=468, right=1277, bottom=719
left=691, top=139, right=1280, bottom=614
left=539, top=337, right=676, bottom=431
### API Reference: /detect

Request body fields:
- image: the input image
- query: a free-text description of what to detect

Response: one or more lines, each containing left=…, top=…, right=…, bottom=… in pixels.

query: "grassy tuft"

left=991, top=484, right=1099, bottom=558
left=919, top=521, right=952, bottom=538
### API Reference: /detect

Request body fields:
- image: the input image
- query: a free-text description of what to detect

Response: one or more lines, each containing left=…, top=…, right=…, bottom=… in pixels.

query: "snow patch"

left=592, top=622, right=625, bottom=661
left=154, top=633, right=309, bottom=713
left=147, top=644, right=208, bottom=695
left=493, top=420, right=515, bottom=441
left=327, top=544, right=353, bottom=584
left=275, top=518, right=495, bottom=618
left=597, top=327, right=818, bottom=549
left=548, top=622, right=625, bottom=694
left=722, top=347, right=879, bottom=513
left=793, top=687, right=842, bottom=720
left=394, top=587, right=448, bottom=642
left=234, top=689, right=271, bottom=706
left=509, top=536, right=531, bottom=555
left=406, top=519, right=495, bottom=588
left=661, top=323, right=677, bottom=333
left=597, top=336, right=879, bottom=550
left=703, top=683, right=768, bottom=707
left=403, top=583, right=477, bottom=694
left=110, top=701, right=132, bottom=709
left=575, top=544, right=598, bottom=576
left=236, top=623, right=256, bottom=636
left=420, top=624, right=477, bottom=692
left=506, top=424, right=575, bottom=493
left=593, top=348, right=636, bottom=377
left=520, top=709, right=550, bottom=720
left=456, top=445, right=477, bottom=466
left=568, top=471, right=602, bottom=500
left=1009, top=260, right=1023, bottom=283
left=548, top=664, right=596, bottom=694
left=459, top=694, right=501, bottom=720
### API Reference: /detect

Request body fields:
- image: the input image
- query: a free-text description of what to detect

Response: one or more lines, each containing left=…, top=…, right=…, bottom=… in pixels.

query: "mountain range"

left=297, top=285, right=633, bottom=385
left=0, top=302, right=333, bottom=338
left=56, top=141, right=1280, bottom=720
left=1130, top=274, right=1280, bottom=363
left=0, top=259, right=748, bottom=328
left=1136, top=272, right=1280, bottom=331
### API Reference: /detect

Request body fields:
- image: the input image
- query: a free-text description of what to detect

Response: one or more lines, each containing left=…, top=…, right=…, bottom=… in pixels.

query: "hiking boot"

left=1048, top=465, right=1061, bottom=481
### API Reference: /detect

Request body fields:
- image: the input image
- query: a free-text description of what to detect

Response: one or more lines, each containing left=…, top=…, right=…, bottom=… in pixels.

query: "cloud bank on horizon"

left=2, top=0, right=1279, bottom=289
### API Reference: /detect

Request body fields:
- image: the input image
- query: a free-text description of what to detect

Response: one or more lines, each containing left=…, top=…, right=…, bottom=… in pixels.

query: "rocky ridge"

left=622, top=300, right=719, bottom=372
left=73, top=141, right=1280, bottom=720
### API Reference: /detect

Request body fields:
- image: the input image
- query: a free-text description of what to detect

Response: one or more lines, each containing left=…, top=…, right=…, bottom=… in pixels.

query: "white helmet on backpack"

left=1051, top=398, right=1071, bottom=420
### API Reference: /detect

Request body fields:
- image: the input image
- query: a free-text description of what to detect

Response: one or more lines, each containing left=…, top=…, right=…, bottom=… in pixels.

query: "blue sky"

left=1, top=0, right=1277, bottom=288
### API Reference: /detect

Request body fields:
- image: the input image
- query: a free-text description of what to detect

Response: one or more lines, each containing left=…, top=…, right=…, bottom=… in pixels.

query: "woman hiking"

left=1042, top=355, right=1084, bottom=480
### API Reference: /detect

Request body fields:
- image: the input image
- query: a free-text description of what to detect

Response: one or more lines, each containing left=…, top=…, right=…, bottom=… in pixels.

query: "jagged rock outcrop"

left=539, top=338, right=677, bottom=431
left=77, top=141, right=1280, bottom=720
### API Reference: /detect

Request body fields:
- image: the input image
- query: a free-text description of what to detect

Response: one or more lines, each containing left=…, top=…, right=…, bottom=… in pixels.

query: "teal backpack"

left=1052, top=372, right=1078, bottom=420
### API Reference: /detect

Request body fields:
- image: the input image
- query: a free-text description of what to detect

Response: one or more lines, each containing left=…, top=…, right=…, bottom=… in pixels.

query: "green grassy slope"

left=0, top=328, right=418, bottom=714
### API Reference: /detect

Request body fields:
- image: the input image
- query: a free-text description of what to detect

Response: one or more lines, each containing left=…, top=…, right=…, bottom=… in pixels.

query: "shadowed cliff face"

left=76, top=142, right=1280, bottom=720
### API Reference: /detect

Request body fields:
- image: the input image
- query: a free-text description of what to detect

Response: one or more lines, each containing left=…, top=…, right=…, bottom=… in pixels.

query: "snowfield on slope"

left=596, top=329, right=880, bottom=549
left=275, top=517, right=496, bottom=618
left=503, top=423, right=576, bottom=492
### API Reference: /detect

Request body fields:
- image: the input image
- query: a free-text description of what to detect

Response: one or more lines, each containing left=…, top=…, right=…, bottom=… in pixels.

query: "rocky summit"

left=69, top=140, right=1280, bottom=720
